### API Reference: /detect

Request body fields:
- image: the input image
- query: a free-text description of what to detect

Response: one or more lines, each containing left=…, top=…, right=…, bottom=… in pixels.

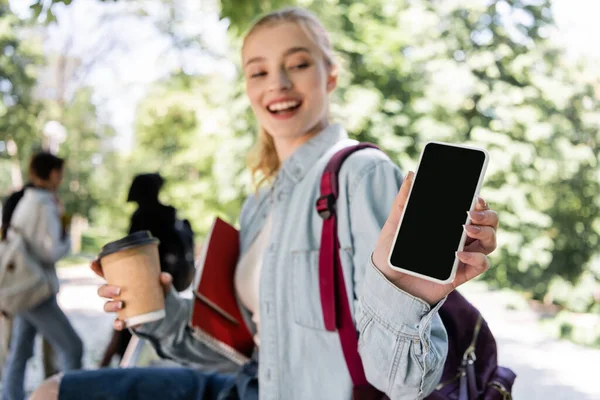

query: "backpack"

left=0, top=203, right=52, bottom=316
left=1, top=185, right=30, bottom=240
left=315, top=143, right=516, bottom=400
left=161, top=218, right=196, bottom=292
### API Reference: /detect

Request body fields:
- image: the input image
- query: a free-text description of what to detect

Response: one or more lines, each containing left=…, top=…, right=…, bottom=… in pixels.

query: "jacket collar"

left=277, top=123, right=348, bottom=184
left=25, top=186, right=55, bottom=202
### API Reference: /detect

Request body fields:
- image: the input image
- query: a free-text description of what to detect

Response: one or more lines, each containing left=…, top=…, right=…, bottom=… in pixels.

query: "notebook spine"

left=189, top=326, right=250, bottom=366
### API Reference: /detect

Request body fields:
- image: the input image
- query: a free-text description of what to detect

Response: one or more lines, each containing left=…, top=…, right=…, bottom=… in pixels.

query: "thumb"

left=384, top=171, right=414, bottom=231
left=160, top=272, right=173, bottom=295
left=90, top=259, right=104, bottom=279
left=373, top=171, right=415, bottom=272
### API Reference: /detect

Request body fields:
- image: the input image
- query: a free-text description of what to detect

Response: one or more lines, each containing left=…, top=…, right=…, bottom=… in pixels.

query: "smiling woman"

left=242, top=11, right=338, bottom=184
left=33, top=6, right=501, bottom=400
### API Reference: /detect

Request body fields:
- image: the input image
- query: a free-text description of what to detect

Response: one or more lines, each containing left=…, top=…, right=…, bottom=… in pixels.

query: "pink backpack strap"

left=317, top=144, right=516, bottom=400
left=316, top=143, right=386, bottom=399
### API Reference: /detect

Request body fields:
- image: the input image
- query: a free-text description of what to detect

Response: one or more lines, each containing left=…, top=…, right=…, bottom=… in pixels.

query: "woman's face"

left=242, top=22, right=336, bottom=155
left=48, top=167, right=64, bottom=192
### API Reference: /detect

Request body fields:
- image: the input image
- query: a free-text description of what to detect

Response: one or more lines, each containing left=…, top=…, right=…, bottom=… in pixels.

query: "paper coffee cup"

left=99, top=231, right=165, bottom=327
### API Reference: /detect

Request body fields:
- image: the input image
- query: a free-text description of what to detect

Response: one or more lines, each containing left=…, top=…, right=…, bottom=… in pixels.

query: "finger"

left=103, top=300, right=123, bottom=313
left=464, top=235, right=477, bottom=246
left=465, top=197, right=491, bottom=246
left=463, top=225, right=497, bottom=253
left=160, top=272, right=173, bottom=295
left=90, top=260, right=104, bottom=278
left=468, top=209, right=499, bottom=230
left=113, top=319, right=126, bottom=331
left=97, top=285, right=121, bottom=299
left=473, top=196, right=490, bottom=211
left=453, top=252, right=490, bottom=286
left=386, top=171, right=415, bottom=228
left=462, top=239, right=485, bottom=255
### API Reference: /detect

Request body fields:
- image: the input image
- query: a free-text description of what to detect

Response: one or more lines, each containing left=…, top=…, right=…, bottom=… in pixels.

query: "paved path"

left=461, top=284, right=600, bottom=400
left=12, top=266, right=600, bottom=398
left=21, top=266, right=115, bottom=394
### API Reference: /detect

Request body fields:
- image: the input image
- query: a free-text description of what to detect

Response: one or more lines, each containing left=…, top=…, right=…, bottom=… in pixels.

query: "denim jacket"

left=136, top=124, right=448, bottom=400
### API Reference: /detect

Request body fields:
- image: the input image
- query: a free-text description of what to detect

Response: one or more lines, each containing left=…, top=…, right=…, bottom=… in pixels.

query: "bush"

left=546, top=272, right=600, bottom=313
left=80, top=226, right=127, bottom=256
left=542, top=311, right=600, bottom=348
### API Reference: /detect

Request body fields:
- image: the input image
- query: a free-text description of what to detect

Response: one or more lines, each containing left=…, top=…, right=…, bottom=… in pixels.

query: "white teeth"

left=267, top=100, right=300, bottom=112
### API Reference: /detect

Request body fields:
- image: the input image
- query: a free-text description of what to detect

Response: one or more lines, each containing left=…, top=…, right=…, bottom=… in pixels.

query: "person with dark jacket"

left=127, top=173, right=189, bottom=282
left=98, top=173, right=195, bottom=367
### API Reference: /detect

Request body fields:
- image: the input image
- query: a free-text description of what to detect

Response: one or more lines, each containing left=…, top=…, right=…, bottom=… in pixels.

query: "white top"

left=234, top=213, right=272, bottom=346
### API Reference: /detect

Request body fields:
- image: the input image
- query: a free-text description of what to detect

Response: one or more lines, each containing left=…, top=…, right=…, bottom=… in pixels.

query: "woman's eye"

left=251, top=71, right=267, bottom=78
left=292, top=63, right=309, bottom=70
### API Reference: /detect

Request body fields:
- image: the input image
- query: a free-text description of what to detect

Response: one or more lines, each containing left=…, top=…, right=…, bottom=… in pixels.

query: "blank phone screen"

left=389, top=143, right=487, bottom=282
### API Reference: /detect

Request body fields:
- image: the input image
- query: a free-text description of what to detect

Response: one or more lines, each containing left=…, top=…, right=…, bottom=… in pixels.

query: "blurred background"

left=1, top=0, right=599, bottom=398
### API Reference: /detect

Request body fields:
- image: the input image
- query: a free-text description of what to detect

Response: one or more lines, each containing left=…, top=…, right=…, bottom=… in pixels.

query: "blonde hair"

left=243, top=7, right=336, bottom=189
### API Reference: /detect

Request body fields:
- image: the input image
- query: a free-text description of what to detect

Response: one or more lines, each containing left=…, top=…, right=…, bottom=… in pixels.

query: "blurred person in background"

left=1, top=152, right=83, bottom=400
left=98, top=173, right=195, bottom=368
left=0, top=181, right=33, bottom=381
left=1, top=174, right=61, bottom=381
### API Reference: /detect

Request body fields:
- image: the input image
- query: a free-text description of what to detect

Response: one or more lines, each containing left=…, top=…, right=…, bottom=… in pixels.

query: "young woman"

left=32, top=7, right=499, bottom=400
left=3, top=152, right=83, bottom=400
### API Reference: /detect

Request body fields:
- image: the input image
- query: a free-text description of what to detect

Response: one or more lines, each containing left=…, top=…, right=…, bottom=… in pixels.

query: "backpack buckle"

left=316, top=194, right=335, bottom=220
left=488, top=382, right=512, bottom=400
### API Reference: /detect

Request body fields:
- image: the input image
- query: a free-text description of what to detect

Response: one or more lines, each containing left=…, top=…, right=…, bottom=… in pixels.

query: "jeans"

left=58, top=361, right=259, bottom=400
left=1, top=296, right=83, bottom=400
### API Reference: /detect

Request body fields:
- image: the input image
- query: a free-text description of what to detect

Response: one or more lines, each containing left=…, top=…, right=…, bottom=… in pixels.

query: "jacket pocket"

left=291, top=249, right=326, bottom=330
left=291, top=248, right=355, bottom=330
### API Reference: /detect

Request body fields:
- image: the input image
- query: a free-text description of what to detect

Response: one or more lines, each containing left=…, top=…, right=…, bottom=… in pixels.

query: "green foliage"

left=546, top=266, right=600, bottom=313
left=18, top=0, right=600, bottom=311
left=56, top=253, right=94, bottom=268
left=30, top=0, right=117, bottom=23
left=0, top=0, right=44, bottom=182
left=1, top=2, right=120, bottom=236
left=220, top=0, right=294, bottom=35
left=541, top=310, right=600, bottom=348
left=218, top=0, right=600, bottom=302
left=80, top=149, right=135, bottom=246
left=55, top=88, right=117, bottom=219
left=125, top=72, right=255, bottom=238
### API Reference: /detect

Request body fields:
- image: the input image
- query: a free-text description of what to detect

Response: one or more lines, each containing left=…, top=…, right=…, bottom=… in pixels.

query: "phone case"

left=387, top=141, right=489, bottom=284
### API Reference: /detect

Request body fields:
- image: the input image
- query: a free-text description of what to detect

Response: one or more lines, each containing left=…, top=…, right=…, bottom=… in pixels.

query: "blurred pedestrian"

left=1, top=179, right=59, bottom=380
left=1, top=152, right=83, bottom=400
left=98, top=173, right=195, bottom=367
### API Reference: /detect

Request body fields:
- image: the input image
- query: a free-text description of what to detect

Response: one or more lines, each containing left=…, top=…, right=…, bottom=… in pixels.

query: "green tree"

left=220, top=0, right=600, bottom=303
left=0, top=0, right=44, bottom=194
left=49, top=0, right=600, bottom=306
left=54, top=87, right=117, bottom=219
left=128, top=72, right=255, bottom=238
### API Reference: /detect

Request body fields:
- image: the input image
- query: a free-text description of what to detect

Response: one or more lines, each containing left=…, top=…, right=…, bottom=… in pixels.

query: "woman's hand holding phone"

left=371, top=171, right=499, bottom=306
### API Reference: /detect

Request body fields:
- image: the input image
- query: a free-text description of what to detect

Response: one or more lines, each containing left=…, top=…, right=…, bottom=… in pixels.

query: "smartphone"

left=387, top=141, right=489, bottom=284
